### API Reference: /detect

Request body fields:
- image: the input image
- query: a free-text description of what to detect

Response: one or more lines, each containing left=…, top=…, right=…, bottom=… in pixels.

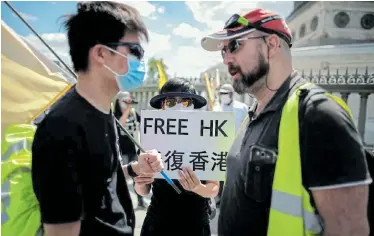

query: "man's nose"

left=223, top=51, right=234, bottom=65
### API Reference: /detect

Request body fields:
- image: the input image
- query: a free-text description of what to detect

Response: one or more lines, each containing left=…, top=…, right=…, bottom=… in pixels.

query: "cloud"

left=13, top=12, right=38, bottom=21
left=23, top=33, right=72, bottom=66
left=122, top=1, right=157, bottom=18
left=164, top=45, right=223, bottom=78
left=157, top=6, right=165, bottom=14
left=143, top=31, right=172, bottom=59
left=172, top=23, right=203, bottom=40
left=186, top=1, right=260, bottom=33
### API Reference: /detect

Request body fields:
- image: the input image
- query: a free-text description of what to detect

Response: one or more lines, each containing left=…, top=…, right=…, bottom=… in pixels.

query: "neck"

left=251, top=63, right=294, bottom=114
left=75, top=71, right=118, bottom=114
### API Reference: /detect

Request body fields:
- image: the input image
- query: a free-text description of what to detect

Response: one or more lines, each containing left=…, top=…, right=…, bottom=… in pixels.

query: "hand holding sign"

left=178, top=167, right=202, bottom=192
left=138, top=150, right=164, bottom=173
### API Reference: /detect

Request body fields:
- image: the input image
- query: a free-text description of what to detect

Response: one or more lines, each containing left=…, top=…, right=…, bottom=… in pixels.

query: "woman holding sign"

left=137, top=78, right=219, bottom=236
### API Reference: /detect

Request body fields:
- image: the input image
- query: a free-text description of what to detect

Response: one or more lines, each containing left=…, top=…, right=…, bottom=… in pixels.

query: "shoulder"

left=300, top=88, right=354, bottom=129
left=34, top=109, right=84, bottom=147
left=298, top=86, right=370, bottom=188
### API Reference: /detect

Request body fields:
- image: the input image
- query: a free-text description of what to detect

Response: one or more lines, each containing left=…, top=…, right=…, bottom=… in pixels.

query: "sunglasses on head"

left=106, top=42, right=144, bottom=60
left=163, top=97, right=193, bottom=109
left=222, top=13, right=292, bottom=50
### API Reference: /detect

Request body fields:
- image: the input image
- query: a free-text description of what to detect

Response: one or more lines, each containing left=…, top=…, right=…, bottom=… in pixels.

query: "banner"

left=1, top=21, right=72, bottom=138
left=140, top=110, right=235, bottom=181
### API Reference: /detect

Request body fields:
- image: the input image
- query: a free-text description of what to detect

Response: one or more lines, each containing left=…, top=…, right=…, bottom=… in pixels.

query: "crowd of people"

left=30, top=2, right=373, bottom=236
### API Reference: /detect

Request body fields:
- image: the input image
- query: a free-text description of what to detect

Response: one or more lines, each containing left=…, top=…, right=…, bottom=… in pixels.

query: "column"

left=358, top=93, right=369, bottom=140
left=341, top=92, right=350, bottom=104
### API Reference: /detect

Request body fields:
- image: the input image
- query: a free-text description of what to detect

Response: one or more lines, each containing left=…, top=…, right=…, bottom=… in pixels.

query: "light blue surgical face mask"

left=104, top=46, right=146, bottom=92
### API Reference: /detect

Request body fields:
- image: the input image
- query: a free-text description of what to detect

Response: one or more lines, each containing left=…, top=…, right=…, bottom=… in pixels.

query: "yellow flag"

left=156, top=60, right=168, bottom=89
left=204, top=73, right=215, bottom=110
left=1, top=21, right=72, bottom=138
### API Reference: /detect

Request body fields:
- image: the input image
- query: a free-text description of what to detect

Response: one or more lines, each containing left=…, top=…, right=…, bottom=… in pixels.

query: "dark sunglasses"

left=221, top=36, right=265, bottom=59
left=163, top=97, right=193, bottom=109
left=107, top=42, right=144, bottom=60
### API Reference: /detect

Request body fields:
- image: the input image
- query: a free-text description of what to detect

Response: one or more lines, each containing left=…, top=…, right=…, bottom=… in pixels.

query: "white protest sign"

left=140, top=110, right=235, bottom=181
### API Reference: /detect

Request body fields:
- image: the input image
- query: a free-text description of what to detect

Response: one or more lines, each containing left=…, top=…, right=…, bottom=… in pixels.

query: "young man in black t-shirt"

left=201, top=8, right=371, bottom=236
left=31, top=2, right=164, bottom=236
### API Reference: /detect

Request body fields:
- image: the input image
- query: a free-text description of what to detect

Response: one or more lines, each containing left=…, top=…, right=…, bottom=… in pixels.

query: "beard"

left=230, top=52, right=269, bottom=94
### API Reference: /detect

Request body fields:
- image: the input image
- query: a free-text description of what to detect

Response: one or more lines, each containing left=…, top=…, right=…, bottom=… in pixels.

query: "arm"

left=119, top=106, right=131, bottom=126
left=32, top=117, right=83, bottom=236
left=178, top=167, right=220, bottom=198
left=301, top=94, right=372, bottom=236
left=312, top=186, right=369, bottom=236
left=134, top=183, right=152, bottom=196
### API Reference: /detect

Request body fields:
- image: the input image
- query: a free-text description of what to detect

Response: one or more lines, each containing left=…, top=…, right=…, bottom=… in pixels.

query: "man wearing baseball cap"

left=201, top=8, right=371, bottom=236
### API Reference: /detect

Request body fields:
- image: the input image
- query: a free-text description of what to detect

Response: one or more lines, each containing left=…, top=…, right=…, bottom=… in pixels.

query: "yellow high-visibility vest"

left=1, top=124, right=42, bottom=236
left=267, top=83, right=353, bottom=235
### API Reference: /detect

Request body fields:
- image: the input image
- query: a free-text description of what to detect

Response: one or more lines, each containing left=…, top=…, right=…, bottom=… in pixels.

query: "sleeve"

left=31, top=117, right=83, bottom=224
left=300, top=94, right=372, bottom=189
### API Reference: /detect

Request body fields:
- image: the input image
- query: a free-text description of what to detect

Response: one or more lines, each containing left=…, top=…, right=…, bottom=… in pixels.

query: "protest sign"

left=140, top=110, right=235, bottom=181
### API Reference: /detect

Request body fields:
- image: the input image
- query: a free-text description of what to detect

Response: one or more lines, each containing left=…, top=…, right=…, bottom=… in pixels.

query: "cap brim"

left=219, top=89, right=232, bottom=93
left=150, top=92, right=207, bottom=109
left=201, top=27, right=256, bottom=51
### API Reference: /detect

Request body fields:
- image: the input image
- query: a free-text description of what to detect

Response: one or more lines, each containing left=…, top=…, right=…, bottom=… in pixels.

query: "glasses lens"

left=224, top=14, right=240, bottom=29
left=228, top=40, right=240, bottom=53
left=128, top=44, right=144, bottom=60
left=181, top=98, right=192, bottom=107
left=165, top=98, right=177, bottom=108
left=221, top=49, right=226, bottom=59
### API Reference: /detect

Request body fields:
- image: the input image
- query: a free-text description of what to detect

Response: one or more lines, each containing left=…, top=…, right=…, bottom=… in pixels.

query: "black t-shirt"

left=218, top=73, right=371, bottom=236
left=32, top=86, right=135, bottom=236
left=145, top=179, right=210, bottom=232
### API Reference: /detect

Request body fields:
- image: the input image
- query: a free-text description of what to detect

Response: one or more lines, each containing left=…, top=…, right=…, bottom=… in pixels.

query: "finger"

left=138, top=172, right=155, bottom=178
left=146, top=150, right=161, bottom=163
left=151, top=160, right=164, bottom=172
left=183, top=167, right=194, bottom=188
left=178, top=178, right=189, bottom=190
left=178, top=170, right=189, bottom=190
left=186, top=167, right=200, bottom=186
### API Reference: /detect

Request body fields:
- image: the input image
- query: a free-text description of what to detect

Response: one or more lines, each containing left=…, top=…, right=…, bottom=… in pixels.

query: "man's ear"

left=91, top=44, right=107, bottom=65
left=266, top=35, right=281, bottom=59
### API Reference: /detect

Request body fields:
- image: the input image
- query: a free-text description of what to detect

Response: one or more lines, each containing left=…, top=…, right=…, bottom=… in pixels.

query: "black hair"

left=159, top=77, right=198, bottom=95
left=63, top=1, right=149, bottom=72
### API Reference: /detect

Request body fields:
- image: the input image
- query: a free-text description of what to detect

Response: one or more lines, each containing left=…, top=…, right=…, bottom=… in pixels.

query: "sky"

left=1, top=1, right=294, bottom=78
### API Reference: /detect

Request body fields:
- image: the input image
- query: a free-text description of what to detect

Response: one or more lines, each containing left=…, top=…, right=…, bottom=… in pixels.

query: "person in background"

left=114, top=91, right=148, bottom=209
left=137, top=78, right=219, bottom=236
left=218, top=83, right=248, bottom=133
left=31, top=2, right=164, bottom=236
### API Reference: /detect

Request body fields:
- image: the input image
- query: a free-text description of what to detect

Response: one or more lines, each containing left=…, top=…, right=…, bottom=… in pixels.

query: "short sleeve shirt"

left=218, top=72, right=372, bottom=236
left=32, top=86, right=135, bottom=236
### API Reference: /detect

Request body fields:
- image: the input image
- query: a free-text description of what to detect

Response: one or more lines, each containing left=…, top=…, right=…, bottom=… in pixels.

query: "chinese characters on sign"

left=140, top=110, right=235, bottom=181
left=164, top=150, right=228, bottom=172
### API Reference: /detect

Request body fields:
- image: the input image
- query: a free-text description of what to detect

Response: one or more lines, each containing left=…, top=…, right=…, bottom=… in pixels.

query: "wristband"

left=127, top=161, right=138, bottom=178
